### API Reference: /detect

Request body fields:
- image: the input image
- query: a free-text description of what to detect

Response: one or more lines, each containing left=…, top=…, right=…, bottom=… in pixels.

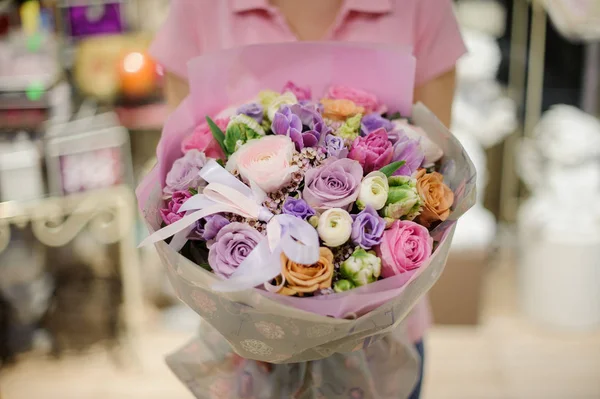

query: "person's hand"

left=232, top=354, right=273, bottom=373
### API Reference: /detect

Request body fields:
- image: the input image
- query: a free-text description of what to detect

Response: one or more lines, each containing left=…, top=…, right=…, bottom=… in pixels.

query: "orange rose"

left=415, top=169, right=454, bottom=228
left=278, top=247, right=334, bottom=296
left=320, top=99, right=364, bottom=121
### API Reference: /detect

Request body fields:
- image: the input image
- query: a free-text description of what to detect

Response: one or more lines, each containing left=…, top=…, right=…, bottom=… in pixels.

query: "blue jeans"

left=408, top=340, right=425, bottom=399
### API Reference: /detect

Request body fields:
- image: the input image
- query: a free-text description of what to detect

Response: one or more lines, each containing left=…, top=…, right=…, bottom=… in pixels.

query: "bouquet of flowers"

left=137, top=43, right=476, bottom=398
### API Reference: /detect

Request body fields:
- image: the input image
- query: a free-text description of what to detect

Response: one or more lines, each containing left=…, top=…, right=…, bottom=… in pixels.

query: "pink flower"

left=348, top=128, right=393, bottom=174
left=326, top=85, right=380, bottom=114
left=226, top=135, right=299, bottom=193
left=282, top=81, right=312, bottom=101
left=160, top=190, right=192, bottom=225
left=376, top=220, right=433, bottom=277
left=181, top=118, right=229, bottom=160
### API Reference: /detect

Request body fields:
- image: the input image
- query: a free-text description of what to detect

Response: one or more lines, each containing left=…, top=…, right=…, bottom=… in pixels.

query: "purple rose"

left=325, top=134, right=348, bottom=158
left=236, top=102, right=264, bottom=124
left=361, top=113, right=395, bottom=136
left=190, top=214, right=230, bottom=241
left=272, top=104, right=330, bottom=151
left=351, top=206, right=386, bottom=250
left=164, top=150, right=207, bottom=195
left=282, top=197, right=316, bottom=220
left=160, top=190, right=192, bottom=225
left=392, top=135, right=425, bottom=177
left=303, top=158, right=363, bottom=210
left=208, top=223, right=264, bottom=279
left=348, top=128, right=394, bottom=174
left=282, top=81, right=312, bottom=101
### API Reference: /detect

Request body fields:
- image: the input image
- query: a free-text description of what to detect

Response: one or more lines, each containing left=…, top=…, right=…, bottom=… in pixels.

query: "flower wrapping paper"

left=137, top=43, right=476, bottom=398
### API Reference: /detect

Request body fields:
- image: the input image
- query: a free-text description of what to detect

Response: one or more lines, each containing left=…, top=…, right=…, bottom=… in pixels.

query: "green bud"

left=340, top=248, right=381, bottom=287
left=335, top=113, right=362, bottom=141
left=224, top=114, right=264, bottom=155
left=383, top=176, right=422, bottom=220
left=308, top=215, right=320, bottom=228
left=333, top=279, right=356, bottom=293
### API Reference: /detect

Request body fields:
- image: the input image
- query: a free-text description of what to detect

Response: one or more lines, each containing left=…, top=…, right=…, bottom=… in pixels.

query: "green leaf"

left=380, top=161, right=406, bottom=177
left=206, top=116, right=227, bottom=154
left=198, top=263, right=213, bottom=272
left=384, top=111, right=402, bottom=121
left=189, top=187, right=198, bottom=195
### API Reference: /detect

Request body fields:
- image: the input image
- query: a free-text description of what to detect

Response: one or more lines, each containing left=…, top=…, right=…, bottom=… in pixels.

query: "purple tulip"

left=361, top=113, right=395, bottom=136
left=207, top=223, right=264, bottom=279
left=348, top=128, right=394, bottom=174
left=392, top=135, right=425, bottom=177
left=325, top=134, right=348, bottom=158
left=236, top=103, right=264, bottom=124
left=303, top=158, right=363, bottom=210
left=282, top=197, right=316, bottom=220
left=351, top=206, right=386, bottom=250
left=272, top=104, right=330, bottom=151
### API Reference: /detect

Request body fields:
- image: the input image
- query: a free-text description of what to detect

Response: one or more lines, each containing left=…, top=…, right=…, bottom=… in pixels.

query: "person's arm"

left=412, top=0, right=465, bottom=128
left=165, top=71, right=190, bottom=110
left=149, top=1, right=200, bottom=109
left=414, top=68, right=457, bottom=128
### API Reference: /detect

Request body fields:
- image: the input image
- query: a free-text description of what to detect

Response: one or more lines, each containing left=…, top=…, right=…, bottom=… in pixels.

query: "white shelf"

left=0, top=185, right=144, bottom=360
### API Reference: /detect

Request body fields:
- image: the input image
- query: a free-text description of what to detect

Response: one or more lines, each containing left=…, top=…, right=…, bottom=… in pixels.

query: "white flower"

left=226, top=135, right=299, bottom=193
left=267, top=92, right=298, bottom=121
left=357, top=171, right=389, bottom=211
left=317, top=208, right=353, bottom=247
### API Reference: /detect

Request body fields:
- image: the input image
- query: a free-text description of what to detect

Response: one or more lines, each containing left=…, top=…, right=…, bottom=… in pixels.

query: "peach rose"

left=278, top=247, right=334, bottom=296
left=415, top=169, right=454, bottom=228
left=320, top=99, right=364, bottom=121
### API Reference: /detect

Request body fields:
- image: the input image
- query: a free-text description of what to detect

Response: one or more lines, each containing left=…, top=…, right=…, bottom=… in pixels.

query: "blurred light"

left=26, top=82, right=45, bottom=101
left=156, top=64, right=164, bottom=77
left=123, top=52, right=145, bottom=74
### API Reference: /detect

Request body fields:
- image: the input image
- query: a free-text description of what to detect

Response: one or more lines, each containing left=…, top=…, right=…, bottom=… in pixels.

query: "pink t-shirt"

left=150, top=0, right=466, bottom=342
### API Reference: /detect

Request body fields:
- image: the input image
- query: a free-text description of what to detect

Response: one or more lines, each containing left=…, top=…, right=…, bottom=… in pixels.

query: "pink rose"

left=226, top=135, right=299, bottom=193
left=160, top=190, right=192, bottom=225
left=348, top=128, right=393, bottom=174
left=376, top=220, right=433, bottom=277
left=326, top=85, right=380, bottom=114
left=282, top=81, right=312, bottom=101
left=181, top=118, right=229, bottom=160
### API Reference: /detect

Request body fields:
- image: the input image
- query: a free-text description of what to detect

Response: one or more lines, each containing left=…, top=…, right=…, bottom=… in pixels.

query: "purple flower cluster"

left=272, top=104, right=330, bottom=151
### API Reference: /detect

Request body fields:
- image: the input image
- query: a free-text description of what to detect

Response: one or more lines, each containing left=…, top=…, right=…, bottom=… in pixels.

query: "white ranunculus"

left=357, top=171, right=389, bottom=211
left=317, top=208, right=353, bottom=247
left=226, top=135, right=298, bottom=194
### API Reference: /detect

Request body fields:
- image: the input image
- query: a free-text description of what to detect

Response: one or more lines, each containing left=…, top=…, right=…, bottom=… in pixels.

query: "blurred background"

left=0, top=0, right=599, bottom=398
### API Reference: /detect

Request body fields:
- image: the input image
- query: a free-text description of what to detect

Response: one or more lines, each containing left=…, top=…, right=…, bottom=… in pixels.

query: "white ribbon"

left=140, top=160, right=320, bottom=292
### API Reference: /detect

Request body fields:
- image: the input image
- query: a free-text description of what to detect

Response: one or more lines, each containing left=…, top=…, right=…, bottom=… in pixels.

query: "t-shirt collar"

left=232, top=0, right=393, bottom=14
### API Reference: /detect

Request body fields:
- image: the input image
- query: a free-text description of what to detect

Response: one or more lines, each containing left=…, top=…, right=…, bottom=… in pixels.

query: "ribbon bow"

left=140, top=160, right=320, bottom=292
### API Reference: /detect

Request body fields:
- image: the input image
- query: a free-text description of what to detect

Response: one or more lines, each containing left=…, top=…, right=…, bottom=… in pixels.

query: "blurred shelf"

left=0, top=185, right=144, bottom=360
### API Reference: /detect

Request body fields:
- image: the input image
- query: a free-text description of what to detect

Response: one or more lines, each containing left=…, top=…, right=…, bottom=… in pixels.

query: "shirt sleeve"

left=413, top=0, right=467, bottom=86
left=149, top=0, right=201, bottom=79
